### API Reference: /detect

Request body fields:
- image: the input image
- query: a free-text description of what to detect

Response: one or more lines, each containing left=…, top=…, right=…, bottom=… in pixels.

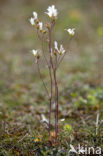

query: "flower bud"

left=52, top=17, right=56, bottom=22
left=50, top=53, right=53, bottom=58
left=54, top=50, right=57, bottom=55
left=43, top=30, right=47, bottom=34
left=36, top=24, right=39, bottom=29
left=35, top=19, right=39, bottom=24
left=59, top=51, right=63, bottom=55
left=37, top=54, right=40, bottom=59
left=46, top=23, right=50, bottom=29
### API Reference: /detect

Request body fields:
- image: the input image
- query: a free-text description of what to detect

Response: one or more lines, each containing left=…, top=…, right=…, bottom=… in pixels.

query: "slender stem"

left=37, top=29, right=41, bottom=40
left=36, top=29, right=49, bottom=68
left=55, top=55, right=58, bottom=69
left=48, top=66, right=52, bottom=137
left=41, top=34, right=52, bottom=136
left=48, top=24, right=54, bottom=137
left=53, top=67, right=58, bottom=143
left=41, top=34, right=49, bottom=67
left=56, top=55, right=61, bottom=67
left=56, top=38, right=72, bottom=69
left=48, top=21, right=59, bottom=142
left=37, top=61, right=50, bottom=99
left=56, top=52, right=66, bottom=69
left=36, top=28, right=52, bottom=136
left=48, top=21, right=56, bottom=137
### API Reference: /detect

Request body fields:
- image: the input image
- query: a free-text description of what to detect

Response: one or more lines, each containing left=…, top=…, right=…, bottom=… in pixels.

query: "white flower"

left=60, top=118, right=65, bottom=122
left=54, top=41, right=59, bottom=51
left=32, top=49, right=38, bottom=57
left=66, top=28, right=75, bottom=36
left=45, top=5, right=58, bottom=18
left=33, top=11, right=38, bottom=20
left=38, top=22, right=43, bottom=31
left=59, top=44, right=65, bottom=55
left=54, top=41, right=65, bottom=55
left=41, top=114, right=48, bottom=123
left=29, top=17, right=35, bottom=26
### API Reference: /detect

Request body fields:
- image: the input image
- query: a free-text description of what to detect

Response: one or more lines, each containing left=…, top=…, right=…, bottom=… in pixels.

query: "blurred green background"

left=0, top=0, right=103, bottom=108
left=0, top=0, right=103, bottom=154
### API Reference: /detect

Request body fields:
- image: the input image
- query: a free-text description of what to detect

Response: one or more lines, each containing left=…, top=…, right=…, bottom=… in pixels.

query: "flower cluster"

left=45, top=5, right=58, bottom=19
left=29, top=12, right=38, bottom=26
left=29, top=5, right=75, bottom=60
left=29, top=11, right=43, bottom=32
